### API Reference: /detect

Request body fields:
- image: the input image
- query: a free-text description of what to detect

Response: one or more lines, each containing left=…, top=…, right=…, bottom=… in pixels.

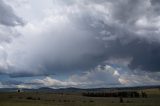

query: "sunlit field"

left=0, top=88, right=159, bottom=106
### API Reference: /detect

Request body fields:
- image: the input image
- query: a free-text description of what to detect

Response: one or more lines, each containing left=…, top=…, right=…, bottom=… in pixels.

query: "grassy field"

left=0, top=88, right=160, bottom=106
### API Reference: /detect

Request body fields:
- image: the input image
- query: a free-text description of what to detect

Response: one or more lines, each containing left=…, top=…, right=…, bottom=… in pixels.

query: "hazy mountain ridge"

left=0, top=85, right=159, bottom=93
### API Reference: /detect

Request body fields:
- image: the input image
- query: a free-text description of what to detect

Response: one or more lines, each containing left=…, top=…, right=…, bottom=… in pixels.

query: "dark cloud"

left=1, top=80, right=22, bottom=85
left=0, top=0, right=24, bottom=44
left=0, top=0, right=160, bottom=78
left=0, top=0, right=24, bottom=26
left=150, top=0, right=160, bottom=14
left=110, top=0, right=146, bottom=24
left=150, top=0, right=160, bottom=4
left=104, top=35, right=160, bottom=72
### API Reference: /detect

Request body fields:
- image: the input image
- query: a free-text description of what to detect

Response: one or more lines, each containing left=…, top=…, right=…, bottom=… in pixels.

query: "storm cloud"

left=0, top=0, right=159, bottom=87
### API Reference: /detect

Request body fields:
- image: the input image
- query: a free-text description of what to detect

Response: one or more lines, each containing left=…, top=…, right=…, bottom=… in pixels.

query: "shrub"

left=26, top=96, right=33, bottom=100
left=89, top=100, right=94, bottom=102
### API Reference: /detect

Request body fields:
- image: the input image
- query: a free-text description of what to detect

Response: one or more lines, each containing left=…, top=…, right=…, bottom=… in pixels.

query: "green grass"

left=0, top=88, right=160, bottom=106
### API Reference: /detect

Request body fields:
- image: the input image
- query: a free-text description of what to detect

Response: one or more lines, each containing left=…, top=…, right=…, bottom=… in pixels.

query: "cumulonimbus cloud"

left=1, top=0, right=160, bottom=78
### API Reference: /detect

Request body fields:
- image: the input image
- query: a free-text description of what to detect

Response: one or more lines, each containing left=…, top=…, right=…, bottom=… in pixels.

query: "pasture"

left=0, top=88, right=159, bottom=106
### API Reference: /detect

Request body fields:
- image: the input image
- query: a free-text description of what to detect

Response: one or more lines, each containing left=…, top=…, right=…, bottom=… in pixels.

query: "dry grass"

left=0, top=88, right=160, bottom=106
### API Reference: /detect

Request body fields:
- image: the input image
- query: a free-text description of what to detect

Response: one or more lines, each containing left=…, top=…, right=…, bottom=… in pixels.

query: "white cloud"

left=67, top=65, right=121, bottom=88
left=119, top=71, right=160, bottom=86
left=28, top=65, right=121, bottom=88
left=32, top=77, right=77, bottom=88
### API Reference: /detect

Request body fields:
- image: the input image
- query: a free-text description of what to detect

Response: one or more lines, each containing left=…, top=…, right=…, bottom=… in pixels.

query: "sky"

left=0, top=0, right=160, bottom=89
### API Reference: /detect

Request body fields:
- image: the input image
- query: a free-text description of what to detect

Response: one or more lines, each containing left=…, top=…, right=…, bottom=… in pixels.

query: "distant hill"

left=0, top=88, right=18, bottom=92
left=0, top=85, right=159, bottom=93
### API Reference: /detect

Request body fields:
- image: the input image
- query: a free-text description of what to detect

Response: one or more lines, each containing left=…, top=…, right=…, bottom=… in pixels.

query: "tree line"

left=82, top=91, right=147, bottom=98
